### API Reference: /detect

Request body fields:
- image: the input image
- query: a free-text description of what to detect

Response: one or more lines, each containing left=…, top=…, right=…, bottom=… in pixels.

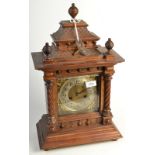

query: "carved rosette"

left=103, top=67, right=115, bottom=125
left=44, top=72, right=58, bottom=132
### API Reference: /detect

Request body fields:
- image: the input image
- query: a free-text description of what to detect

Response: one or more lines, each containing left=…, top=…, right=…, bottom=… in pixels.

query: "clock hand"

left=76, top=89, right=86, bottom=95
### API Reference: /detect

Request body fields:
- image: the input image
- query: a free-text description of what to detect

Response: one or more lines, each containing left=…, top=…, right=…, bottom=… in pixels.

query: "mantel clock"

left=32, top=3, right=125, bottom=150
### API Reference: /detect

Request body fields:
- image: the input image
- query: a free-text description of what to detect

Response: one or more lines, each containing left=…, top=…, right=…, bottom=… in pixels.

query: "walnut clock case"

left=31, top=4, right=125, bottom=151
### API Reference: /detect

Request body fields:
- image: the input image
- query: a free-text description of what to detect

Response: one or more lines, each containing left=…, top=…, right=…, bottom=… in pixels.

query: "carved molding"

left=55, top=67, right=104, bottom=77
left=58, top=117, right=102, bottom=130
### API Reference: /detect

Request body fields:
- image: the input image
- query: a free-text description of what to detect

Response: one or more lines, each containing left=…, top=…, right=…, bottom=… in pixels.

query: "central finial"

left=68, top=3, right=79, bottom=19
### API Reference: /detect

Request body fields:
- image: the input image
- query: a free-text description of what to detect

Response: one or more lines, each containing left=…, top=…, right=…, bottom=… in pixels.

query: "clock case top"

left=31, top=3, right=125, bottom=150
left=32, top=21, right=124, bottom=75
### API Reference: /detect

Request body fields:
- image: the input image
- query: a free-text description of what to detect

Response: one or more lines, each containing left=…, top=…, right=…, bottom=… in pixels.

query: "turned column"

left=44, top=72, right=58, bottom=132
left=102, top=67, right=115, bottom=125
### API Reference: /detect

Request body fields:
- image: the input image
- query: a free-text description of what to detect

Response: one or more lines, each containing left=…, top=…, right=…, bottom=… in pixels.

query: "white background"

left=30, top=0, right=155, bottom=155
left=1, top=0, right=155, bottom=155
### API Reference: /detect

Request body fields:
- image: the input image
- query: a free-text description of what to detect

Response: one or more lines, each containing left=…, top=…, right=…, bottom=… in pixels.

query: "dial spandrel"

left=58, top=74, right=99, bottom=116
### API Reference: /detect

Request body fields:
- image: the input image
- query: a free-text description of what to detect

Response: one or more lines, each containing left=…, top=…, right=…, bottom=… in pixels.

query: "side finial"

left=68, top=3, right=79, bottom=19
left=42, top=42, right=51, bottom=57
left=105, top=38, right=114, bottom=51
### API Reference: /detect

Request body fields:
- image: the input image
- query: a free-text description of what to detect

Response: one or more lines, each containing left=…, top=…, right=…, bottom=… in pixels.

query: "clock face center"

left=68, top=84, right=87, bottom=101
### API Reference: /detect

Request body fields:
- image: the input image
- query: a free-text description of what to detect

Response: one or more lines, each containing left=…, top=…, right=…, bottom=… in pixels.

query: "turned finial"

left=68, top=3, right=79, bottom=19
left=42, top=42, right=51, bottom=56
left=105, top=38, right=114, bottom=50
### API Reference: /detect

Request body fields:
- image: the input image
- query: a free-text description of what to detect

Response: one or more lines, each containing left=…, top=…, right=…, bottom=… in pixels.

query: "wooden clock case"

left=31, top=4, right=124, bottom=151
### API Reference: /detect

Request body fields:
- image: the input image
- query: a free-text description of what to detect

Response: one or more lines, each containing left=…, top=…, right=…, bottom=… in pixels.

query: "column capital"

left=104, top=67, right=115, bottom=77
left=44, top=72, right=55, bottom=81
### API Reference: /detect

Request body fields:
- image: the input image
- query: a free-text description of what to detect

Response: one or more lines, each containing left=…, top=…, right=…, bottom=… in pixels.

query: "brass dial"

left=58, top=75, right=99, bottom=115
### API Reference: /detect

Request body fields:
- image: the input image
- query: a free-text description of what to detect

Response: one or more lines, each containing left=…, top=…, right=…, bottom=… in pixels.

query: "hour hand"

left=76, top=89, right=86, bottom=95
left=76, top=90, right=87, bottom=98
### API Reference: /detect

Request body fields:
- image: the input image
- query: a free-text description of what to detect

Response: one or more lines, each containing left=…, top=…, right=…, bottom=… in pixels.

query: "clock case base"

left=37, top=115, right=122, bottom=150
